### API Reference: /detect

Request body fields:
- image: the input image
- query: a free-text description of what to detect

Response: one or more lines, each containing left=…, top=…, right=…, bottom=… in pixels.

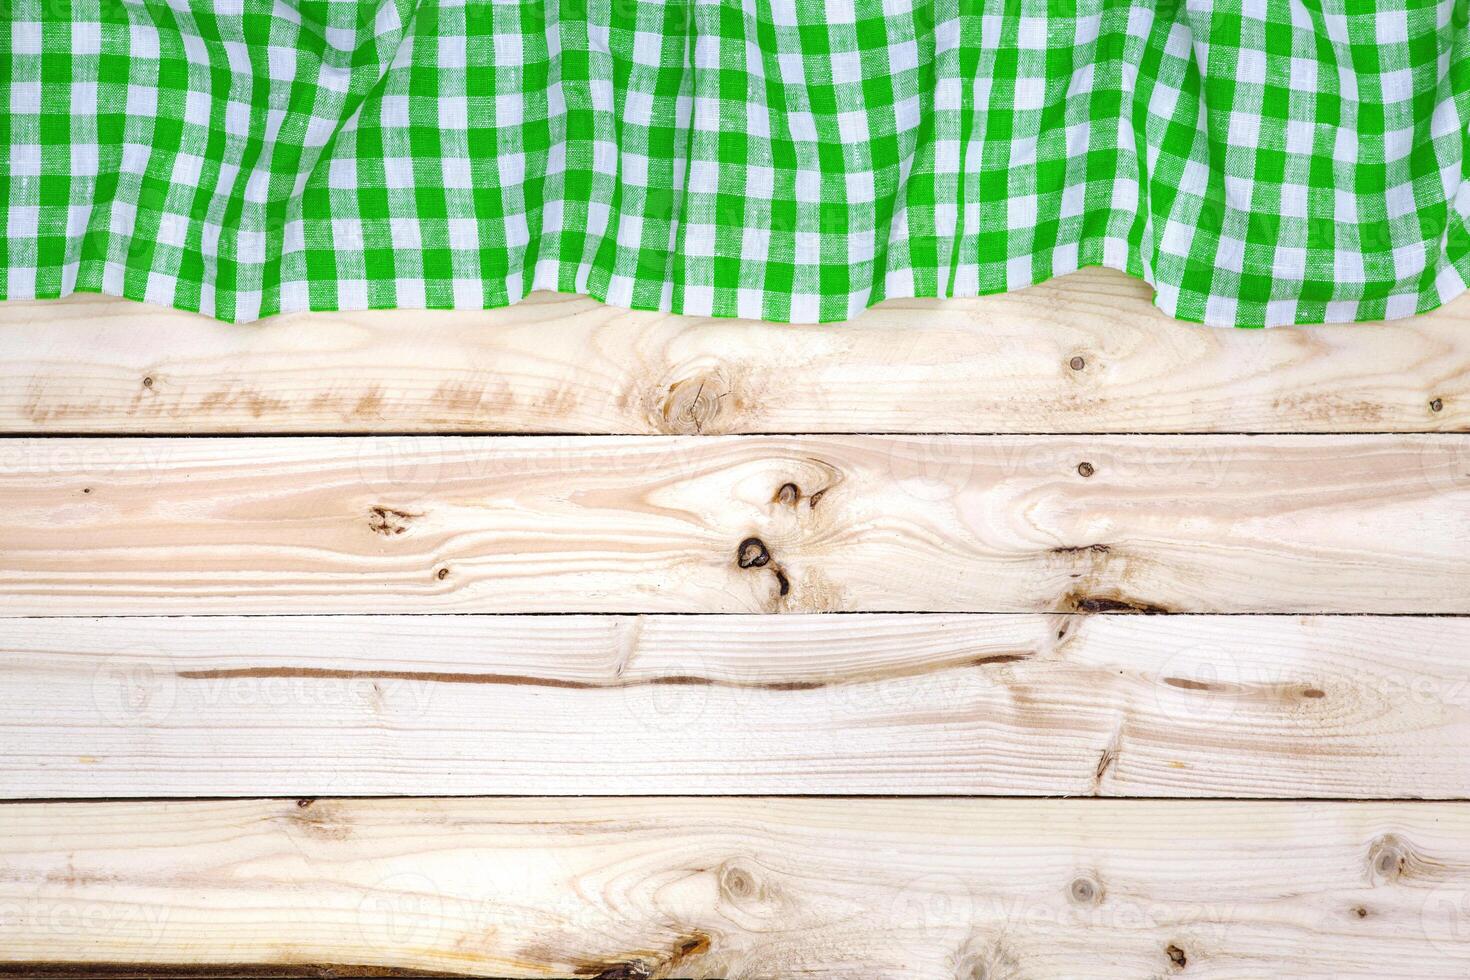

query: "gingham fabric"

left=4, top=1, right=1470, bottom=326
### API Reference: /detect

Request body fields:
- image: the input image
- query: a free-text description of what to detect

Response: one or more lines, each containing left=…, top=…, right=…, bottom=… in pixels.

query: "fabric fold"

left=3, top=0, right=1468, bottom=326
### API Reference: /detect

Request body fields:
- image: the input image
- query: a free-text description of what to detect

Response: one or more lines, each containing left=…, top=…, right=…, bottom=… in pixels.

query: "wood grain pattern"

left=8, top=614, right=1470, bottom=799
left=4, top=278, right=1469, bottom=980
left=1, top=434, right=1465, bottom=615
left=4, top=797, right=1470, bottom=977
left=3, top=269, right=1465, bottom=435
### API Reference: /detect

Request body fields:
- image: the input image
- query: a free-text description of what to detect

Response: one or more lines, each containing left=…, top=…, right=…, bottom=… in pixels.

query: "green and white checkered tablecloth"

left=4, top=1, right=1469, bottom=326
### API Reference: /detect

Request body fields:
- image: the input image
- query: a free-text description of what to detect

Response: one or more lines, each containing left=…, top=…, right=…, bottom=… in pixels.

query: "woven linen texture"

left=4, top=0, right=1469, bottom=325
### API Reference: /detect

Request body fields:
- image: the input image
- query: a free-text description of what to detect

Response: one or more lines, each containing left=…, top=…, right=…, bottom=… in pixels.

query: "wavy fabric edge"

left=39, top=251, right=1470, bottom=328
left=3, top=1, right=1469, bottom=327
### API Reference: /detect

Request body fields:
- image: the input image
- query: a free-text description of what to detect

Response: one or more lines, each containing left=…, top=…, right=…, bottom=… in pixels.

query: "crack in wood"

left=176, top=653, right=1035, bottom=694
left=1066, top=591, right=1171, bottom=615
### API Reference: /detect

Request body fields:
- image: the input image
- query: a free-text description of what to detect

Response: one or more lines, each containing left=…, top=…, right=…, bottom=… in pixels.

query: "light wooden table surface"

left=2, top=267, right=1468, bottom=977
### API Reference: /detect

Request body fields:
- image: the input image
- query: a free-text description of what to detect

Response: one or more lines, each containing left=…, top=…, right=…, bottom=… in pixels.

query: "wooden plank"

left=8, top=614, right=1470, bottom=799
left=3, top=797, right=1469, bottom=976
left=2, top=269, right=1465, bottom=435
left=0, top=434, right=1465, bottom=615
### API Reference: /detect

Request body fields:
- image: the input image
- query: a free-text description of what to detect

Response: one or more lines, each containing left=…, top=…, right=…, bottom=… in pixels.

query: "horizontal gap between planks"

left=0, top=611, right=1466, bottom=618
left=5, top=431, right=1464, bottom=440
left=4, top=794, right=1470, bottom=804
